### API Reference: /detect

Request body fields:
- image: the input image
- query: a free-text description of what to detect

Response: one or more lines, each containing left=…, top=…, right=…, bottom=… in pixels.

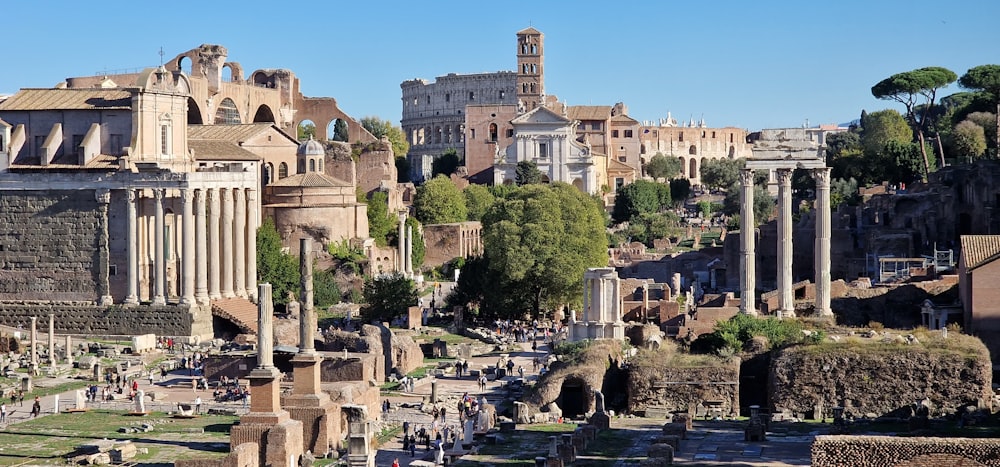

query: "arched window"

left=309, top=159, right=316, bottom=172
left=522, top=83, right=528, bottom=93
left=531, top=44, right=537, bottom=54
left=488, top=123, right=498, bottom=142
left=729, top=145, right=736, bottom=158
left=278, top=162, right=288, bottom=179
left=689, top=158, right=697, bottom=178
left=529, top=83, right=535, bottom=93
left=689, top=145, right=697, bottom=155
left=298, top=159, right=305, bottom=174
left=215, top=98, right=241, bottom=124
left=318, top=159, right=323, bottom=172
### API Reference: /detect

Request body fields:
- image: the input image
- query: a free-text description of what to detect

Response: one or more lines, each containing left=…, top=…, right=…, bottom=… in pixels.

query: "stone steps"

left=210, top=298, right=258, bottom=333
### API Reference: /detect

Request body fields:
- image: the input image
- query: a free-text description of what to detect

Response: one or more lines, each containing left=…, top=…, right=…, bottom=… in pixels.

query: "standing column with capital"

left=813, top=167, right=833, bottom=316
left=125, top=189, right=139, bottom=305
left=208, top=189, right=222, bottom=300
left=221, top=188, right=235, bottom=298
left=776, top=168, right=795, bottom=318
left=299, top=238, right=315, bottom=354
left=405, top=224, right=414, bottom=276
left=153, top=189, right=167, bottom=305
left=739, top=169, right=757, bottom=315
left=246, top=189, right=259, bottom=302
left=95, top=189, right=113, bottom=306
left=180, top=189, right=196, bottom=305
left=194, top=189, right=209, bottom=304
left=397, top=210, right=408, bottom=274
left=233, top=188, right=247, bottom=298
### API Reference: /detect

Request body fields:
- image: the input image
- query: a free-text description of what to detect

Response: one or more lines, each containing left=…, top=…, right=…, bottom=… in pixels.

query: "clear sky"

left=2, top=0, right=998, bottom=131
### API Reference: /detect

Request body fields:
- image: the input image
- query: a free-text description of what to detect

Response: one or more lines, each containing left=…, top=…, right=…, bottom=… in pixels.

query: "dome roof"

left=297, top=137, right=325, bottom=157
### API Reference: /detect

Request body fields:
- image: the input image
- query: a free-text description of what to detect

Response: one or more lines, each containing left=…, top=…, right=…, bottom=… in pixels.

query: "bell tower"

left=516, top=27, right=544, bottom=111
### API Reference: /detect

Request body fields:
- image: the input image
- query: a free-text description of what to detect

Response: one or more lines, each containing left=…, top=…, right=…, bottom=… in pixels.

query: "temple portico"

left=742, top=128, right=832, bottom=317
left=570, top=268, right=626, bottom=341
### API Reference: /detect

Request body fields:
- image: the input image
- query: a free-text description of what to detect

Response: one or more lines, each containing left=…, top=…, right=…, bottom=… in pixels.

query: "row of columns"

left=124, top=186, right=258, bottom=306
left=740, top=167, right=832, bottom=317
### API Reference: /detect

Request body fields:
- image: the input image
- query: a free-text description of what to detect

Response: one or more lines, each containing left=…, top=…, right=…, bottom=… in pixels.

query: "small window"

left=538, top=142, right=548, bottom=158
left=470, top=129, right=476, bottom=139
left=689, top=145, right=697, bottom=155
left=278, top=162, right=288, bottom=179
left=489, top=123, right=498, bottom=142
left=702, top=131, right=706, bottom=138
left=160, top=124, right=170, bottom=155
left=469, top=91, right=475, bottom=101
left=506, top=129, right=514, bottom=138
left=529, top=83, right=535, bottom=93
left=712, top=131, right=716, bottom=138
left=309, top=159, right=316, bottom=172
left=413, top=97, right=418, bottom=106
left=618, top=156, right=626, bottom=162
left=499, top=90, right=505, bottom=99
left=445, top=93, right=450, bottom=102
left=531, top=44, right=537, bottom=54
left=612, top=130, right=619, bottom=138
left=593, top=122, right=602, bottom=131
left=624, top=130, right=633, bottom=138
left=72, top=134, right=84, bottom=159
left=522, top=83, right=528, bottom=93
left=679, top=132, right=684, bottom=142
left=426, top=95, right=430, bottom=104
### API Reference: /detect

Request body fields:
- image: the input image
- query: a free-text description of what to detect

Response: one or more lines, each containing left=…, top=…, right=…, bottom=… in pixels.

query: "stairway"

left=211, top=297, right=258, bottom=334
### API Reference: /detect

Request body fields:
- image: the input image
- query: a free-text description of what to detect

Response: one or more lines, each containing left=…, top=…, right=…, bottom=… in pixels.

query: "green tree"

left=612, top=179, right=669, bottom=224
left=880, top=140, right=929, bottom=184
left=297, top=122, right=316, bottom=141
left=860, top=109, right=913, bottom=156
left=479, top=183, right=607, bottom=318
left=830, top=177, right=861, bottom=207
left=361, top=273, right=418, bottom=323
left=515, top=160, right=544, bottom=186
left=959, top=65, right=1000, bottom=154
left=414, top=175, right=467, bottom=224
left=313, top=267, right=342, bottom=308
left=366, top=191, right=395, bottom=247
left=645, top=153, right=682, bottom=180
left=405, top=216, right=425, bottom=269
left=256, top=218, right=299, bottom=306
left=952, top=120, right=988, bottom=160
left=872, top=67, right=957, bottom=177
left=432, top=148, right=461, bottom=177
left=669, top=178, right=691, bottom=206
left=966, top=112, right=998, bottom=149
left=332, top=119, right=349, bottom=142
left=360, top=116, right=410, bottom=158
left=464, top=184, right=496, bottom=221
left=722, top=181, right=774, bottom=226
left=699, top=158, right=743, bottom=191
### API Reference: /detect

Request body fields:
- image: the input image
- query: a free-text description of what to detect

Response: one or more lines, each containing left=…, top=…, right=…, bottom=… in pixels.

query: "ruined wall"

left=0, top=304, right=194, bottom=336
left=832, top=281, right=958, bottom=328
left=422, top=222, right=483, bottom=268
left=627, top=356, right=740, bottom=416
left=0, top=191, right=102, bottom=301
left=812, top=435, right=1000, bottom=467
left=770, top=335, right=992, bottom=418
left=321, top=354, right=377, bottom=383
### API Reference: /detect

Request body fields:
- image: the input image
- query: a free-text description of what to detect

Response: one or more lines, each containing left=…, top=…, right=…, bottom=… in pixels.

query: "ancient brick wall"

left=0, top=190, right=103, bottom=301
left=812, top=435, right=1000, bottom=467
left=0, top=304, right=193, bottom=336
left=627, top=362, right=740, bottom=416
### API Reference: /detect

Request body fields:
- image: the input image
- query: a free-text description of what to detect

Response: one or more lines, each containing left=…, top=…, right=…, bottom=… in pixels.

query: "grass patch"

left=28, top=381, right=92, bottom=399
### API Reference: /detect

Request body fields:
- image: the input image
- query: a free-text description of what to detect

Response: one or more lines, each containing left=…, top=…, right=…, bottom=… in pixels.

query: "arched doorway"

left=297, top=119, right=316, bottom=142
left=689, top=158, right=697, bottom=179
left=328, top=118, right=349, bottom=142
left=572, top=178, right=584, bottom=191
left=557, top=378, right=589, bottom=419
left=253, top=105, right=275, bottom=123
left=187, top=97, right=203, bottom=124
left=176, top=56, right=193, bottom=75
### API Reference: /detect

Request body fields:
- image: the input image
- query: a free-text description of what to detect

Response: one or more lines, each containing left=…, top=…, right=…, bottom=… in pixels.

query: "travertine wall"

left=0, top=304, right=194, bottom=336
left=0, top=191, right=102, bottom=301
left=812, top=435, right=1000, bottom=467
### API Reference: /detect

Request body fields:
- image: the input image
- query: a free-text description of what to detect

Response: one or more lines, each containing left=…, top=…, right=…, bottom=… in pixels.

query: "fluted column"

left=180, top=189, right=196, bottom=305
left=739, top=169, right=757, bottom=315
left=208, top=189, right=221, bottom=300
left=246, top=189, right=258, bottom=302
left=194, top=189, right=209, bottom=304
left=233, top=188, right=247, bottom=298
left=776, top=168, right=794, bottom=318
left=153, top=189, right=167, bottom=305
left=813, top=168, right=833, bottom=317
left=125, top=189, right=139, bottom=305
left=257, top=283, right=275, bottom=368
left=299, top=238, right=315, bottom=354
left=221, top=188, right=235, bottom=298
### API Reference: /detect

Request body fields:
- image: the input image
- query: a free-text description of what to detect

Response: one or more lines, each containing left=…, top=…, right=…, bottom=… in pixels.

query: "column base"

left=152, top=296, right=167, bottom=306
left=777, top=309, right=796, bottom=319
left=236, top=289, right=248, bottom=299
left=196, top=295, right=210, bottom=306
left=740, top=308, right=758, bottom=316
left=124, top=295, right=139, bottom=306
left=209, top=292, right=222, bottom=301
left=181, top=296, right=196, bottom=306
left=223, top=291, right=236, bottom=299
left=816, top=308, right=834, bottom=317
left=98, top=296, right=114, bottom=306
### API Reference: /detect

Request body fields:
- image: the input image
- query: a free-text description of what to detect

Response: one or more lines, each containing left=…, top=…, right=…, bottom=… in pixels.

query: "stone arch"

left=557, top=376, right=592, bottom=419
left=489, top=123, right=498, bottom=142
left=176, top=56, right=193, bottom=75
left=215, top=97, right=241, bottom=124
left=728, top=145, right=736, bottom=158
left=253, top=105, right=275, bottom=123
left=688, top=145, right=697, bottom=155
left=297, top=119, right=316, bottom=142
left=572, top=178, right=584, bottom=191
left=689, top=158, right=697, bottom=179
left=328, top=118, right=349, bottom=142
left=434, top=126, right=442, bottom=144
left=893, top=454, right=987, bottom=467
left=679, top=157, right=686, bottom=174
left=187, top=97, right=203, bottom=124
left=222, top=62, right=243, bottom=83
left=540, top=174, right=551, bottom=184
left=445, top=125, right=452, bottom=144
left=278, top=162, right=288, bottom=179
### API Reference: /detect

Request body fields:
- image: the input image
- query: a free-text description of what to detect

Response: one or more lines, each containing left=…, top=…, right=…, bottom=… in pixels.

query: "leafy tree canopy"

left=645, top=153, right=682, bottom=180
left=960, top=65, right=1000, bottom=152
left=332, top=119, right=349, bottom=142
left=366, top=191, right=395, bottom=247
left=297, top=122, right=315, bottom=141
left=699, top=157, right=744, bottom=191
left=414, top=175, right=468, bottom=224
left=952, top=120, right=988, bottom=160
left=405, top=216, right=425, bottom=269
left=361, top=273, right=418, bottom=323
left=360, top=116, right=410, bottom=158
left=432, top=148, right=461, bottom=178
left=611, top=179, right=670, bottom=224
left=515, top=160, right=544, bottom=186
left=464, top=184, right=496, bottom=221
left=257, top=218, right=299, bottom=306
left=669, top=178, right=691, bottom=206
left=860, top=109, right=913, bottom=155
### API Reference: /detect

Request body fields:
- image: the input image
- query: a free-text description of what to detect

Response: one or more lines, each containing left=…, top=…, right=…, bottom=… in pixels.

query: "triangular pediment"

left=511, top=105, right=572, bottom=125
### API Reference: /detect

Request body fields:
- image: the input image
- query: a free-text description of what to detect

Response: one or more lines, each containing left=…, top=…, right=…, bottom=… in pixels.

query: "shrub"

left=868, top=321, right=885, bottom=332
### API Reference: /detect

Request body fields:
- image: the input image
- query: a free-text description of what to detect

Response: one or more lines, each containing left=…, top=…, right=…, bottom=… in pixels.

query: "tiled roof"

left=960, top=235, right=1000, bottom=271
left=268, top=171, right=351, bottom=188
left=517, top=27, right=543, bottom=35
left=567, top=105, right=611, bottom=121
left=0, top=88, right=132, bottom=111
left=611, top=114, right=639, bottom=124
left=187, top=123, right=297, bottom=144
left=8, top=153, right=118, bottom=171
left=189, top=140, right=261, bottom=161
left=607, top=158, right=636, bottom=172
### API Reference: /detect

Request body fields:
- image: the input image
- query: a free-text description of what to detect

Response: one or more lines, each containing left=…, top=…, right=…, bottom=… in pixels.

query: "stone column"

left=776, top=168, right=795, bottom=318
left=208, top=189, right=222, bottom=300
left=30, top=317, right=37, bottom=366
left=581, top=276, right=590, bottom=324
left=180, top=189, right=196, bottom=305
left=153, top=189, right=167, bottom=305
left=813, top=168, right=833, bottom=316
left=125, top=189, right=139, bottom=305
left=65, top=335, right=73, bottom=365
left=246, top=189, right=258, bottom=302
left=405, top=224, right=414, bottom=276
left=95, top=189, right=113, bottom=306
left=194, top=189, right=209, bottom=304
left=221, top=188, right=235, bottom=298
left=257, top=283, right=275, bottom=369
left=48, top=314, right=55, bottom=366
left=739, top=169, right=757, bottom=315
left=299, top=238, right=315, bottom=354
left=397, top=210, right=407, bottom=274
left=234, top=188, right=247, bottom=298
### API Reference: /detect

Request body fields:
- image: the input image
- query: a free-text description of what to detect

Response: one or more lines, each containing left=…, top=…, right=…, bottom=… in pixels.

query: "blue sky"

left=3, top=0, right=998, bottom=131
